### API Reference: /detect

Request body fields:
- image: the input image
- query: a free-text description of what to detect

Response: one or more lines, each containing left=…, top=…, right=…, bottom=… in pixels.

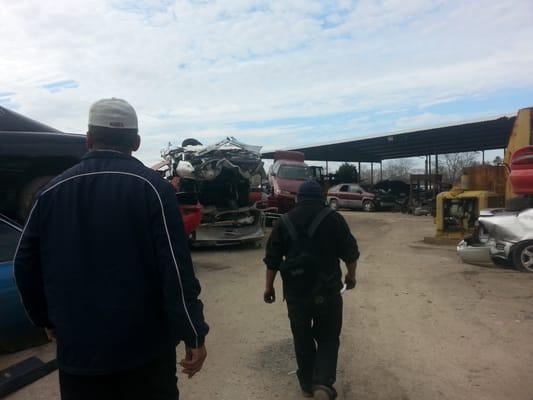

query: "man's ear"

left=132, top=134, right=141, bottom=152
left=86, top=131, right=93, bottom=150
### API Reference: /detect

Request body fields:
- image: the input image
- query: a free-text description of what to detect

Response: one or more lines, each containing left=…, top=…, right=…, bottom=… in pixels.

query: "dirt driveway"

left=4, top=212, right=533, bottom=400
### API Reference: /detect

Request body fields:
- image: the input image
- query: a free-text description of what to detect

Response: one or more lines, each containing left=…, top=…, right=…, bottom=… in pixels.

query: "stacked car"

left=160, top=137, right=266, bottom=246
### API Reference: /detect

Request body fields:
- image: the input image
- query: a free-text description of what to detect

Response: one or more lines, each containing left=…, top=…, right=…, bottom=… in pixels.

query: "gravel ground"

left=3, top=212, right=533, bottom=400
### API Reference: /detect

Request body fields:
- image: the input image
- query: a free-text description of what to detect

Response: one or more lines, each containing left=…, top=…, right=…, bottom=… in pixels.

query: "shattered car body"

left=192, top=206, right=264, bottom=246
left=458, top=208, right=533, bottom=271
left=161, top=137, right=266, bottom=246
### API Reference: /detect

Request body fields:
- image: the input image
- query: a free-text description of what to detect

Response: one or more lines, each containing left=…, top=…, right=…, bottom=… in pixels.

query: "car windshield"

left=278, top=165, right=309, bottom=180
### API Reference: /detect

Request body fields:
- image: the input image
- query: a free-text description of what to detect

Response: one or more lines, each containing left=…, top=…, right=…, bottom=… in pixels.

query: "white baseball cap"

left=88, top=98, right=138, bottom=130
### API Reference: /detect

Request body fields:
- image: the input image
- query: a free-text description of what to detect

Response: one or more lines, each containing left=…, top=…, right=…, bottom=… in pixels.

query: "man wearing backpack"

left=263, top=180, right=359, bottom=400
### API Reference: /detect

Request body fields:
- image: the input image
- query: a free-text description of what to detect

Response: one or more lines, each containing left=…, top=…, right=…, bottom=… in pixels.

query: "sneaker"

left=313, top=388, right=330, bottom=400
left=313, top=385, right=337, bottom=400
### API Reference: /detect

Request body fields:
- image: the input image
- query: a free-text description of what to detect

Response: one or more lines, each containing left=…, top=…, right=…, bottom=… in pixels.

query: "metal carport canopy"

left=261, top=116, right=515, bottom=162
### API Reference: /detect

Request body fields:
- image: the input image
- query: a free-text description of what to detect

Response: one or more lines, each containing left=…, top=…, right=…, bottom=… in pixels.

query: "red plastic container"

left=180, top=204, right=202, bottom=235
left=510, top=146, right=533, bottom=195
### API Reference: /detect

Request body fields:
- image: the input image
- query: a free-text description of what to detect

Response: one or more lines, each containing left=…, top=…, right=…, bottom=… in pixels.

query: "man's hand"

left=345, top=273, right=357, bottom=290
left=180, top=345, right=207, bottom=379
left=45, top=328, right=56, bottom=341
left=264, top=287, right=276, bottom=303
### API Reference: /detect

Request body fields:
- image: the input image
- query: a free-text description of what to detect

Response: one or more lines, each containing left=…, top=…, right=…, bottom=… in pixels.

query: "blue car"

left=0, top=214, right=48, bottom=352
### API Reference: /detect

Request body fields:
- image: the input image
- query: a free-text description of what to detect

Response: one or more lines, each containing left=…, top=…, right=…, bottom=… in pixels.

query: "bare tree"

left=439, top=152, right=479, bottom=184
left=382, top=159, right=415, bottom=180
left=358, top=165, right=372, bottom=183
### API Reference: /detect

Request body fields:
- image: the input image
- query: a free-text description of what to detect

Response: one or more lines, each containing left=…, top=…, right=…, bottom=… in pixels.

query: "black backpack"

left=278, top=207, right=333, bottom=295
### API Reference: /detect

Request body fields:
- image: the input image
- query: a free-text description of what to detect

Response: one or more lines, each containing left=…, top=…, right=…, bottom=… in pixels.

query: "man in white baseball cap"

left=86, top=97, right=141, bottom=153
left=15, top=98, right=209, bottom=400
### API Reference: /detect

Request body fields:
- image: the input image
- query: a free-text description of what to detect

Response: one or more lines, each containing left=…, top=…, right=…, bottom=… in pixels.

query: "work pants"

left=59, top=349, right=179, bottom=400
left=287, top=292, right=343, bottom=390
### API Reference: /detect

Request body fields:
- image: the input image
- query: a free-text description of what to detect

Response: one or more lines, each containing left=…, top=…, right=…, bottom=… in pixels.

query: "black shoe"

left=301, top=383, right=313, bottom=398
left=313, top=385, right=337, bottom=400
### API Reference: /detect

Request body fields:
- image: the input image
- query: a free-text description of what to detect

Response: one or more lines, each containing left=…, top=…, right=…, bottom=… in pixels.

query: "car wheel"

left=329, top=199, right=338, bottom=210
left=18, top=175, right=54, bottom=220
left=513, top=241, right=533, bottom=272
left=363, top=200, right=376, bottom=212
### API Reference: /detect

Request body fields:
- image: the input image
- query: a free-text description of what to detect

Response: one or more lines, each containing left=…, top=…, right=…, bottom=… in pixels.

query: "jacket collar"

left=82, top=150, right=144, bottom=165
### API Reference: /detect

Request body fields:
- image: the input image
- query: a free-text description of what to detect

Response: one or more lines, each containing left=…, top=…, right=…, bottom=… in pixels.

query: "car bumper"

left=457, top=240, right=493, bottom=265
left=377, top=201, right=396, bottom=209
left=191, top=220, right=265, bottom=247
left=489, top=240, right=515, bottom=261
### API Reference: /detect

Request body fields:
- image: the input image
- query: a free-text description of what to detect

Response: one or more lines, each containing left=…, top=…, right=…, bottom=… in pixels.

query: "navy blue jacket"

left=14, top=150, right=209, bottom=375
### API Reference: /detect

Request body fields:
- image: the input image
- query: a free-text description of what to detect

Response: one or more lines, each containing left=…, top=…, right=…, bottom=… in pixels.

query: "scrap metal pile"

left=161, top=137, right=266, bottom=246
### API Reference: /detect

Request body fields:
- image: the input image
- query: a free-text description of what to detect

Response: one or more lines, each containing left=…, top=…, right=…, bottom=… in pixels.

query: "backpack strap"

left=280, top=214, right=299, bottom=241
left=307, top=207, right=333, bottom=238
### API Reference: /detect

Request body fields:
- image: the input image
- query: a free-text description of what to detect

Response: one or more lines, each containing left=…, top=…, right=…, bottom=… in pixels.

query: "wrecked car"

left=0, top=106, right=86, bottom=222
left=327, top=183, right=378, bottom=212
left=0, top=214, right=48, bottom=352
left=161, top=137, right=266, bottom=246
left=370, top=180, right=410, bottom=210
left=458, top=208, right=533, bottom=272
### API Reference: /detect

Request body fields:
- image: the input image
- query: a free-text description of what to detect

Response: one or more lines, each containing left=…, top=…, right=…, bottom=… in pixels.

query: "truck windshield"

left=278, top=165, right=309, bottom=180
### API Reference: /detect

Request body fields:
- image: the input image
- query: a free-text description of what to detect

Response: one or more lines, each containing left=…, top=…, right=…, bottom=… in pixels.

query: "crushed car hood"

left=161, top=137, right=265, bottom=210
left=162, top=136, right=264, bottom=182
left=478, top=208, right=533, bottom=243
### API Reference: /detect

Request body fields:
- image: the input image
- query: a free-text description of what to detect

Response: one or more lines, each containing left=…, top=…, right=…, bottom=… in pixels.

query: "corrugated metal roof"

left=262, top=116, right=515, bottom=162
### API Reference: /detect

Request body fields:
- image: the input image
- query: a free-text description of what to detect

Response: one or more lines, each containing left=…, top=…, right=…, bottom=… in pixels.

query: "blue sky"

left=1, top=0, right=532, bottom=166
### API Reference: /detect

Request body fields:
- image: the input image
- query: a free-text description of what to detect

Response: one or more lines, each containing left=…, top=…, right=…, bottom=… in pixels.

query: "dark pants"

left=287, top=292, right=343, bottom=390
left=59, top=350, right=179, bottom=400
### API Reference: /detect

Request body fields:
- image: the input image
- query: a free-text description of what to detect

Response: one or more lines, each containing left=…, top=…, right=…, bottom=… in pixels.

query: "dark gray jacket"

left=15, top=150, right=208, bottom=374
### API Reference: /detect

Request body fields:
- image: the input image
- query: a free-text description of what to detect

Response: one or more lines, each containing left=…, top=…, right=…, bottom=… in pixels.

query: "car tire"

left=329, top=199, right=339, bottom=210
left=513, top=241, right=533, bottom=273
left=17, top=175, right=55, bottom=221
left=362, top=200, right=375, bottom=212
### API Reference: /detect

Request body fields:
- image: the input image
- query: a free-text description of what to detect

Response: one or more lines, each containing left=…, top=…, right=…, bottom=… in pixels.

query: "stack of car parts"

left=160, top=137, right=266, bottom=246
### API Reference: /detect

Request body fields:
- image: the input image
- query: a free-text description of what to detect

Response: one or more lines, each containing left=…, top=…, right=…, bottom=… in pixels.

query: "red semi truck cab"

left=267, top=151, right=310, bottom=213
left=510, top=146, right=533, bottom=195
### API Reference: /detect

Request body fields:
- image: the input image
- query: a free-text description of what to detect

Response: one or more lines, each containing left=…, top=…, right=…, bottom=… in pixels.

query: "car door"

left=337, top=185, right=351, bottom=207
left=349, top=184, right=364, bottom=208
left=0, top=216, right=47, bottom=352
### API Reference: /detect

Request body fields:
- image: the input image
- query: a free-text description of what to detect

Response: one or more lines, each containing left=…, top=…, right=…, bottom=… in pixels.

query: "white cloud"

left=1, top=0, right=532, bottom=164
